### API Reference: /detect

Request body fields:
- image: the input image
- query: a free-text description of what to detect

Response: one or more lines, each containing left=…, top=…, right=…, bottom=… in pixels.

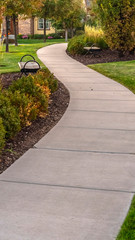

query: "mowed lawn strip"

left=88, top=60, right=135, bottom=94
left=116, top=196, right=135, bottom=240
left=0, top=39, right=65, bottom=74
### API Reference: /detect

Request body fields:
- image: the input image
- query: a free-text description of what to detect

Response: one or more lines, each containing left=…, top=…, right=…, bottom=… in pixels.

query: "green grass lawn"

left=116, top=196, right=135, bottom=240
left=88, top=60, right=135, bottom=94
left=0, top=39, right=65, bottom=74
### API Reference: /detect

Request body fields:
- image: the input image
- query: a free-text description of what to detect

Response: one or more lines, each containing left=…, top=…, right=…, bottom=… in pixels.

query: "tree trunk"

left=44, top=18, right=46, bottom=42
left=13, top=14, right=18, bottom=46
left=71, top=27, right=74, bottom=38
left=5, top=16, right=9, bottom=53
left=65, top=28, right=68, bottom=42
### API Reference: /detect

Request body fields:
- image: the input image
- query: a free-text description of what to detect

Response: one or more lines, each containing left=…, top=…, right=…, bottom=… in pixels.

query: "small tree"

left=55, top=0, right=84, bottom=41
left=97, top=0, right=135, bottom=56
left=2, top=0, right=43, bottom=51
left=37, top=0, right=55, bottom=42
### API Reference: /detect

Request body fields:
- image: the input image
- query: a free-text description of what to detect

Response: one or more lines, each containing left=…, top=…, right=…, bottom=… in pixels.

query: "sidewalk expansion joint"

left=71, top=98, right=135, bottom=102
left=0, top=179, right=134, bottom=194
left=69, top=109, right=135, bottom=114
left=33, top=147, right=135, bottom=156
left=70, top=90, right=128, bottom=92
left=56, top=126, right=135, bottom=132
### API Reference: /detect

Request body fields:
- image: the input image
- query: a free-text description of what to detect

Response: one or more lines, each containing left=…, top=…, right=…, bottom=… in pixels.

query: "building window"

left=38, top=19, right=50, bottom=30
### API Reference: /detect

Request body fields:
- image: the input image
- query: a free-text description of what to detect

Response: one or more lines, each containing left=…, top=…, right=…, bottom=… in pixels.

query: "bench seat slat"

left=18, top=62, right=39, bottom=70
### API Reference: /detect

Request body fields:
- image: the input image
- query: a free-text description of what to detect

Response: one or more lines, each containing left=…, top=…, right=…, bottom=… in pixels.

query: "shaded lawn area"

left=116, top=196, right=135, bottom=240
left=88, top=60, right=135, bottom=94
left=0, top=39, right=65, bottom=74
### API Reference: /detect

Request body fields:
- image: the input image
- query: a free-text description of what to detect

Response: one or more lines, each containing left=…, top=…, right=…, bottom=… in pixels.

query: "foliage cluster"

left=0, top=118, right=6, bottom=150
left=67, top=34, right=86, bottom=55
left=0, top=68, right=58, bottom=151
left=96, top=0, right=135, bottom=55
left=67, top=25, right=108, bottom=55
left=85, top=25, right=108, bottom=49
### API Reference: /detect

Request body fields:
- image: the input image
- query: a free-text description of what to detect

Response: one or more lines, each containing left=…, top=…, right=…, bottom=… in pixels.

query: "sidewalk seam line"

left=33, top=147, right=135, bottom=155
left=0, top=179, right=134, bottom=194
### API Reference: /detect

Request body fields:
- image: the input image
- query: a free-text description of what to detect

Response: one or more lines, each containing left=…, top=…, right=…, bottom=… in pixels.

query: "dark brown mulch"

left=0, top=73, right=70, bottom=174
left=67, top=49, right=135, bottom=65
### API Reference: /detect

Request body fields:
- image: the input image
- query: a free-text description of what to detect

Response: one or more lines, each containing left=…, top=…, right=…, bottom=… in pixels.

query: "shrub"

left=17, top=34, right=23, bottom=39
left=85, top=25, right=108, bottom=49
left=9, top=75, right=49, bottom=125
left=0, top=117, right=6, bottom=151
left=35, top=69, right=58, bottom=93
left=7, top=90, right=38, bottom=126
left=75, top=30, right=85, bottom=36
left=96, top=0, right=135, bottom=55
left=0, top=92, right=21, bottom=138
left=67, top=34, right=86, bottom=55
left=0, top=69, right=58, bottom=150
left=22, top=35, right=28, bottom=39
left=47, top=33, right=62, bottom=39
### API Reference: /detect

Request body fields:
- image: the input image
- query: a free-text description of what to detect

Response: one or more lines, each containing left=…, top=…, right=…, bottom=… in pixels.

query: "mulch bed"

left=67, top=49, right=135, bottom=65
left=0, top=73, right=70, bottom=174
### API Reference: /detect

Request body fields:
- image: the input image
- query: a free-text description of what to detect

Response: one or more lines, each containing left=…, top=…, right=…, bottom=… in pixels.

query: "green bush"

left=9, top=75, right=49, bottom=125
left=0, top=117, right=6, bottom=151
left=75, top=30, right=85, bottom=36
left=97, top=0, right=135, bottom=54
left=0, top=69, right=58, bottom=151
left=18, top=34, right=44, bottom=39
left=0, top=92, right=21, bottom=138
left=67, top=26, right=108, bottom=55
left=7, top=90, right=38, bottom=126
left=67, top=34, right=86, bottom=55
left=35, top=69, right=58, bottom=93
left=47, top=33, right=62, bottom=39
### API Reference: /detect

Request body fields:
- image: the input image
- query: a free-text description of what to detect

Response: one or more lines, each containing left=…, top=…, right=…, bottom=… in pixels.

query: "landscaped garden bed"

left=0, top=70, right=70, bottom=174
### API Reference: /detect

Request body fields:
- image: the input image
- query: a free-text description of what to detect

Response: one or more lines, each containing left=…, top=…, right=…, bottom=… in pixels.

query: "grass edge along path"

left=88, top=60, right=135, bottom=94
left=116, top=196, right=135, bottom=240
left=0, top=39, right=65, bottom=74
left=88, top=61, right=135, bottom=240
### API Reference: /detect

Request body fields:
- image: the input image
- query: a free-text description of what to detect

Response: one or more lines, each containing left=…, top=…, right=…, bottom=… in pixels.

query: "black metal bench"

left=18, top=54, right=40, bottom=75
left=84, top=43, right=102, bottom=57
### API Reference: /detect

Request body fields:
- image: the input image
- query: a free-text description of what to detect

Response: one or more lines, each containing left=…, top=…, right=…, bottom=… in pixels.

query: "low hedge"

left=18, top=33, right=63, bottom=40
left=0, top=69, right=58, bottom=151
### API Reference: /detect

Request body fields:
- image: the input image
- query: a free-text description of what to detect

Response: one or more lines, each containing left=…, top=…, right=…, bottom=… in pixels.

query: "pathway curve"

left=0, top=43, right=135, bottom=240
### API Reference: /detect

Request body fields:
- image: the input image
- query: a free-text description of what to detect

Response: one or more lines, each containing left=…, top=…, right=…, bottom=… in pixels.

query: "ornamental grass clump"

left=85, top=25, right=108, bottom=49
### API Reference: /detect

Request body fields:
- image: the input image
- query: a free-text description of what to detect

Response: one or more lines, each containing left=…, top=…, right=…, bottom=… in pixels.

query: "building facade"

left=1, top=17, right=55, bottom=36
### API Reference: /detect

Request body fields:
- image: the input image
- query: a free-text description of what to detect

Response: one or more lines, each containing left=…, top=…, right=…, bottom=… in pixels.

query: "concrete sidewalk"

left=0, top=43, right=135, bottom=240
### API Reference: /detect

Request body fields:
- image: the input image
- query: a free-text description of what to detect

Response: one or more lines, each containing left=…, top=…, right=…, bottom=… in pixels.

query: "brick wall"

left=18, top=18, right=31, bottom=35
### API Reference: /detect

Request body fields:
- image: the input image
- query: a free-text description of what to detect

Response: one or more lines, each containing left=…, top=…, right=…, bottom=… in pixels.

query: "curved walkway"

left=0, top=43, right=135, bottom=240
